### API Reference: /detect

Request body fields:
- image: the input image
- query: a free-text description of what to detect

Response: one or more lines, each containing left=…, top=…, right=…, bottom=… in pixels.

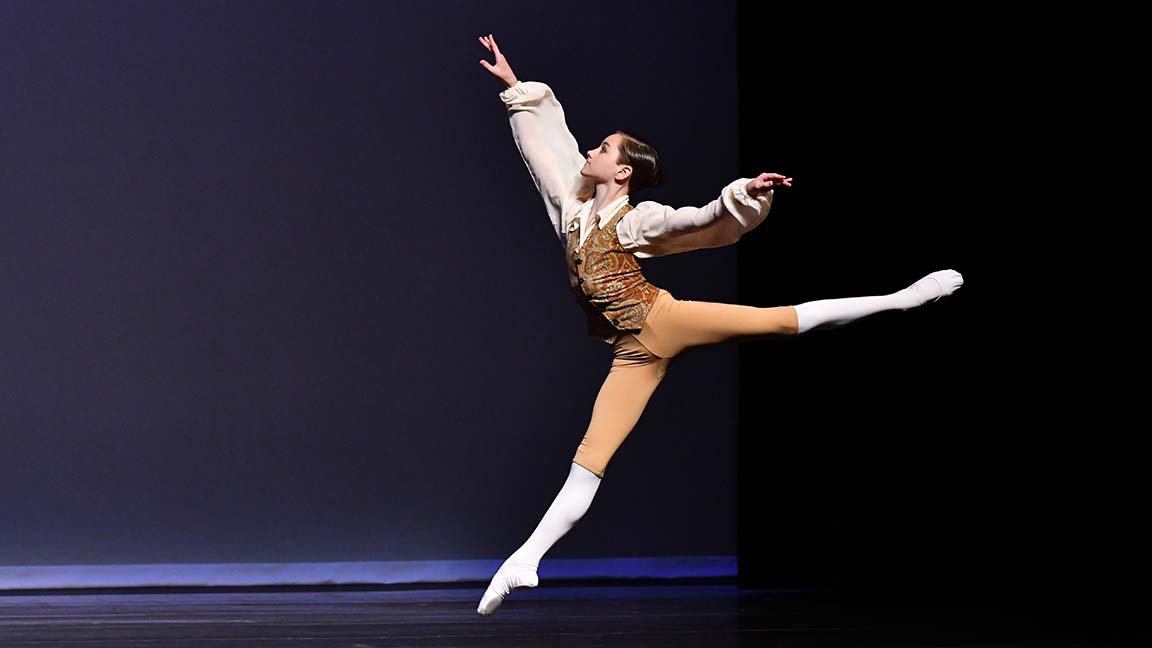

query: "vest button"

left=578, top=277, right=585, bottom=285
left=610, top=318, right=619, bottom=325
left=574, top=257, right=582, bottom=265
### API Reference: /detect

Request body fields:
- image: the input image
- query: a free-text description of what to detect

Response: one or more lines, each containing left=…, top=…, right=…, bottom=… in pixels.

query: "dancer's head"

left=581, top=130, right=663, bottom=195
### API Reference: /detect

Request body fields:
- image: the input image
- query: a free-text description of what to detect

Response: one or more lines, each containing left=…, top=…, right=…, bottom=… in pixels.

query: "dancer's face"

left=581, top=133, right=631, bottom=186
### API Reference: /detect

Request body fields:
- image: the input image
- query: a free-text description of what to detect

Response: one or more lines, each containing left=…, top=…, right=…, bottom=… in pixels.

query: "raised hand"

left=744, top=173, right=792, bottom=198
left=478, top=34, right=519, bottom=89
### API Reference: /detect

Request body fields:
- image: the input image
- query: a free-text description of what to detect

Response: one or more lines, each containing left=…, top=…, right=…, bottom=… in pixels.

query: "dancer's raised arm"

left=480, top=34, right=587, bottom=240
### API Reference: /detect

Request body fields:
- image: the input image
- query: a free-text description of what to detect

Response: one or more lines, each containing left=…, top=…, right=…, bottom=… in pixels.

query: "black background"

left=734, top=2, right=1128, bottom=638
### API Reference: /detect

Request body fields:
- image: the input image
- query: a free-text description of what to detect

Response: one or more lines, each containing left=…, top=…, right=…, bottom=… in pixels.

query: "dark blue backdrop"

left=1, top=0, right=749, bottom=570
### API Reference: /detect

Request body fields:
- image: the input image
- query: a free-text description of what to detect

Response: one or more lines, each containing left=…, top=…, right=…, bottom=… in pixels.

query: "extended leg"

left=636, top=270, right=963, bottom=357
left=477, top=334, right=670, bottom=615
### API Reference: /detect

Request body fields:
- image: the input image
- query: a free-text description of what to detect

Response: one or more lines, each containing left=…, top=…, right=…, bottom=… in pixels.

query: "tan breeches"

left=572, top=289, right=799, bottom=477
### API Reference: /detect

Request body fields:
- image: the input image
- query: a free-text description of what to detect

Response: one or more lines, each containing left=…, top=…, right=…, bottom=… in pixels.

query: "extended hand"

left=745, top=173, right=792, bottom=198
left=479, top=34, right=519, bottom=88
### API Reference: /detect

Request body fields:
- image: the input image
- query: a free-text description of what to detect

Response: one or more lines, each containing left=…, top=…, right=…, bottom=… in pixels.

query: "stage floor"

left=0, top=582, right=1106, bottom=647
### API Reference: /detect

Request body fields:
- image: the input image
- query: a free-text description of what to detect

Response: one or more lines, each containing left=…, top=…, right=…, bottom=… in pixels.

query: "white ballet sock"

left=794, top=269, right=963, bottom=334
left=477, top=462, right=602, bottom=615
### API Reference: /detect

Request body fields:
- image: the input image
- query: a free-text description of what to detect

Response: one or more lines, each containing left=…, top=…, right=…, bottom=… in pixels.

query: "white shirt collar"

left=578, top=194, right=631, bottom=228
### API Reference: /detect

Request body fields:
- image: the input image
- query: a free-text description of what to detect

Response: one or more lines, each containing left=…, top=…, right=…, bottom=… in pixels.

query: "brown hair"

left=615, top=130, right=663, bottom=194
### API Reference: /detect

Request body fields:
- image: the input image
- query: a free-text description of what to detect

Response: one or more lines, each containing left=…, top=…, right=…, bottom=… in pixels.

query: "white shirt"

left=499, top=80, right=774, bottom=258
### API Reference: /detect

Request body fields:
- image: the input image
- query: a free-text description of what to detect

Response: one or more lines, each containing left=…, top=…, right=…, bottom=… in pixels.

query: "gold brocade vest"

left=565, top=203, right=662, bottom=343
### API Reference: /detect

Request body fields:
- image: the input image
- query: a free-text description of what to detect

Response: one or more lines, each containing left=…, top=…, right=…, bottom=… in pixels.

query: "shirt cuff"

left=724, top=178, right=772, bottom=228
left=498, top=80, right=541, bottom=104
left=732, top=178, right=772, bottom=207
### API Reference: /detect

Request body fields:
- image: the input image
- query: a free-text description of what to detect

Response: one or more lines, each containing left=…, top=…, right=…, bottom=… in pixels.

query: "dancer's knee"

left=780, top=305, right=800, bottom=336
left=752, top=305, right=799, bottom=336
left=572, top=453, right=607, bottom=478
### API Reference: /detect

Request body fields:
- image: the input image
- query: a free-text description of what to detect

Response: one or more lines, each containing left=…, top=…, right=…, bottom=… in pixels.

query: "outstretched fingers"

left=479, top=34, right=501, bottom=58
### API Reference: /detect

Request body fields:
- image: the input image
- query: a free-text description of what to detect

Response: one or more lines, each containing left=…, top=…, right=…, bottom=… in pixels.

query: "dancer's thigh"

left=635, top=289, right=798, bottom=358
left=573, top=333, right=670, bottom=477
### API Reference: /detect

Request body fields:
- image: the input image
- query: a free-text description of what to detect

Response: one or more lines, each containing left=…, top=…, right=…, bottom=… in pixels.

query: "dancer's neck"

left=591, top=183, right=629, bottom=216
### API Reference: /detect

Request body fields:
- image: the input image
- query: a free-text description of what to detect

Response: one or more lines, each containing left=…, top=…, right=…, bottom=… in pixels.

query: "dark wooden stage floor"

left=0, top=581, right=1113, bottom=647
